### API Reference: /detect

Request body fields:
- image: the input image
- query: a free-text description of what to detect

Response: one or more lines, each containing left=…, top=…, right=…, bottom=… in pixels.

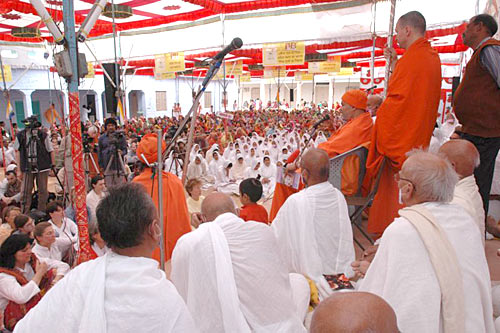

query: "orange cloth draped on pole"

left=366, top=37, right=442, bottom=235
left=133, top=134, right=191, bottom=262
left=318, top=112, right=373, bottom=195
left=44, top=105, right=62, bottom=125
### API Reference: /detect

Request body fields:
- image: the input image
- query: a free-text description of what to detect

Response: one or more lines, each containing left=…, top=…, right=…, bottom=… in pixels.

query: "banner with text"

left=155, top=52, right=185, bottom=73
left=263, top=42, right=305, bottom=66
left=308, top=56, right=341, bottom=74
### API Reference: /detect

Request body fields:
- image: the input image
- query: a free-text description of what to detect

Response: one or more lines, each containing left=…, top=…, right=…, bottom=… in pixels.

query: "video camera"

left=22, top=116, right=42, bottom=130
left=109, top=130, right=125, bottom=148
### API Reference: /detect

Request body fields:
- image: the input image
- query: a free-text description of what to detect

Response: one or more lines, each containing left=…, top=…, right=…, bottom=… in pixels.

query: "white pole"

left=156, top=129, right=165, bottom=271
left=384, top=0, right=397, bottom=96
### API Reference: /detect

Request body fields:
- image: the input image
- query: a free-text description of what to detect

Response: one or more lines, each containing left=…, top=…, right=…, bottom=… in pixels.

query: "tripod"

left=20, top=127, right=68, bottom=212
left=83, top=149, right=99, bottom=190
left=166, top=151, right=184, bottom=177
left=103, top=147, right=127, bottom=188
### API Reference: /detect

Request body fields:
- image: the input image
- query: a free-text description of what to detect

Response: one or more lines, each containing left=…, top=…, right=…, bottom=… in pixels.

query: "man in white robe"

left=272, top=148, right=355, bottom=300
left=358, top=150, right=494, bottom=333
left=15, top=183, right=196, bottom=333
left=171, top=193, right=309, bottom=333
left=438, top=139, right=485, bottom=241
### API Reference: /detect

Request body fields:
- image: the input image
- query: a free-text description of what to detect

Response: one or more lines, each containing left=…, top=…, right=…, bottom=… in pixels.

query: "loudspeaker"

left=103, top=63, right=120, bottom=116
left=451, top=76, right=461, bottom=99
left=290, top=89, right=294, bottom=102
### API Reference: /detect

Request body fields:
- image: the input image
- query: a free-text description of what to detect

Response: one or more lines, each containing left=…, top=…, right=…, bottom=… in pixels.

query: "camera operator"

left=98, top=118, right=127, bottom=188
left=14, top=116, right=55, bottom=213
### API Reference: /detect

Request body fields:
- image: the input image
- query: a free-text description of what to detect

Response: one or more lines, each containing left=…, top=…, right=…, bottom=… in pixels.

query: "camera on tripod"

left=22, top=116, right=42, bottom=130
left=82, top=132, right=95, bottom=153
left=109, top=131, right=125, bottom=149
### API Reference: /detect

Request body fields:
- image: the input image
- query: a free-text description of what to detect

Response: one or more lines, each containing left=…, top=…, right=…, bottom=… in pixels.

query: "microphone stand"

left=162, top=59, right=223, bottom=172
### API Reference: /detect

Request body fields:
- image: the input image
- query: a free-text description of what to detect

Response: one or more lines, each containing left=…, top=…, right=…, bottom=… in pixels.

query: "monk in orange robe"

left=366, top=11, right=442, bottom=235
left=133, top=134, right=191, bottom=263
left=270, top=90, right=373, bottom=220
left=318, top=89, right=373, bottom=195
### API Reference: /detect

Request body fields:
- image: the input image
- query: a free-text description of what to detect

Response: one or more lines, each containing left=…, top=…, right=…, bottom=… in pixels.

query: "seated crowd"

left=0, top=11, right=499, bottom=330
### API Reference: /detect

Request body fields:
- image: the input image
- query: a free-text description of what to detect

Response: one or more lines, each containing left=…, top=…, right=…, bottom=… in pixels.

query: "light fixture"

left=77, top=0, right=108, bottom=42
left=11, top=27, right=41, bottom=38
left=28, top=0, right=65, bottom=44
left=102, top=4, right=133, bottom=19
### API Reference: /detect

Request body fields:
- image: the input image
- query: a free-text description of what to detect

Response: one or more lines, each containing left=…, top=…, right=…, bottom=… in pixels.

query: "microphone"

left=201, top=38, right=243, bottom=87
left=213, top=38, right=243, bottom=62
left=312, top=114, right=330, bottom=129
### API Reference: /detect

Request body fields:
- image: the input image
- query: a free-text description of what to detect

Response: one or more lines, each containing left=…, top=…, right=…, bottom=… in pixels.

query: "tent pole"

left=62, top=0, right=93, bottom=263
left=383, top=0, right=397, bottom=97
left=370, top=0, right=377, bottom=94
left=156, top=128, right=165, bottom=271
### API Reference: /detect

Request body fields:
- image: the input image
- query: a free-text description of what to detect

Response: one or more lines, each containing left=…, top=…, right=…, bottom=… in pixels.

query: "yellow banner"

left=308, top=56, right=341, bottom=74
left=294, top=72, right=314, bottom=81
left=85, top=62, right=95, bottom=78
left=1, top=65, right=12, bottom=82
left=226, top=60, right=243, bottom=76
left=336, top=67, right=354, bottom=76
left=155, top=52, right=185, bottom=73
left=263, top=42, right=305, bottom=66
left=264, top=66, right=286, bottom=78
left=239, top=74, right=251, bottom=82
left=154, top=71, right=176, bottom=80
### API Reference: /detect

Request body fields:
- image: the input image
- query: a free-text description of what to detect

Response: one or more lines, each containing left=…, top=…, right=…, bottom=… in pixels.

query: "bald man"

left=366, top=94, right=383, bottom=119
left=310, top=292, right=398, bottom=333
left=366, top=11, right=442, bottom=235
left=439, top=139, right=485, bottom=242
left=171, top=192, right=308, bottom=332
left=272, top=148, right=354, bottom=301
left=359, top=151, right=494, bottom=333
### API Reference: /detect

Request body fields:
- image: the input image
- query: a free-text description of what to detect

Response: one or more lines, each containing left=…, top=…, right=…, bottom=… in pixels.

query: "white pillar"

left=328, top=77, right=335, bottom=110
left=95, top=90, right=104, bottom=123
left=260, top=80, right=266, bottom=104
left=22, top=89, right=35, bottom=117
left=296, top=82, right=302, bottom=108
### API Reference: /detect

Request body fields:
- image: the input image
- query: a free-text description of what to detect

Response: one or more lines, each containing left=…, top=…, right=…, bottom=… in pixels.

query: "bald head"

left=310, top=292, right=399, bottom=333
left=201, top=192, right=237, bottom=222
left=398, top=11, right=426, bottom=34
left=301, top=148, right=329, bottom=186
left=367, top=95, right=383, bottom=115
left=438, top=139, right=480, bottom=178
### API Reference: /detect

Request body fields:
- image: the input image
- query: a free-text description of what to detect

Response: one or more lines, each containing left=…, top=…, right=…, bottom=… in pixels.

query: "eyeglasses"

left=394, top=172, right=417, bottom=192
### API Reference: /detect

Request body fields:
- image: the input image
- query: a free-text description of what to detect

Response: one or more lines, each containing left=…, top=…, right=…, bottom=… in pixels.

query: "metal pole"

left=111, top=0, right=121, bottom=118
left=62, top=0, right=94, bottom=263
left=182, top=92, right=199, bottom=184
left=156, top=129, right=165, bottom=271
left=0, top=54, right=14, bottom=138
left=370, top=0, right=377, bottom=93
left=383, top=0, right=397, bottom=96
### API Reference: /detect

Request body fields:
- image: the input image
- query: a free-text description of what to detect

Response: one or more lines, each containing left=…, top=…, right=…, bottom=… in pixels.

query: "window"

left=1, top=50, right=18, bottom=58
left=156, top=91, right=167, bottom=111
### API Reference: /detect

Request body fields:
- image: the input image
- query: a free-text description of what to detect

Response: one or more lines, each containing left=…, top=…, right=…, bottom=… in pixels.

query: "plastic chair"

left=328, top=146, right=385, bottom=250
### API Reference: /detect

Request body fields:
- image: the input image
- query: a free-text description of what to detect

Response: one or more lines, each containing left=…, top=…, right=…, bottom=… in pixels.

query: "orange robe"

left=269, top=150, right=303, bottom=221
left=133, top=168, right=191, bottom=262
left=318, top=112, right=373, bottom=195
left=240, top=203, right=269, bottom=224
left=366, top=37, right=442, bottom=235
